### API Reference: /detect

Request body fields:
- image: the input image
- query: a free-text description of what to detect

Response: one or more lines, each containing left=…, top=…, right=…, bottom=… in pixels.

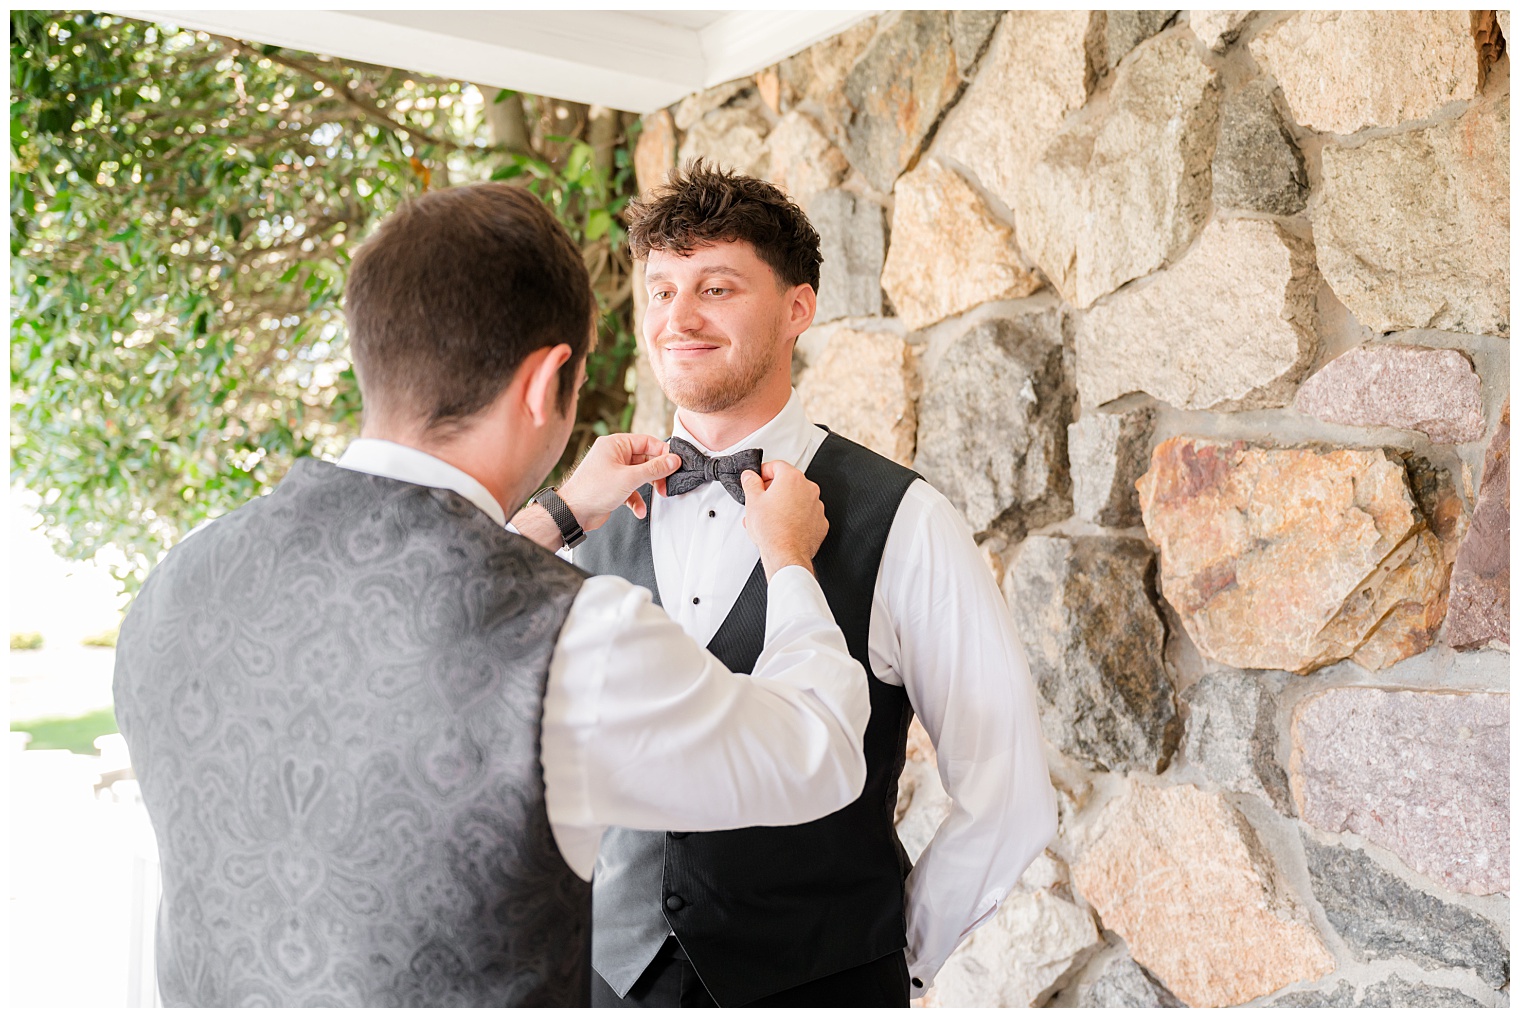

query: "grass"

left=11, top=631, right=44, bottom=651
left=80, top=626, right=119, bottom=648
left=12, top=706, right=119, bottom=755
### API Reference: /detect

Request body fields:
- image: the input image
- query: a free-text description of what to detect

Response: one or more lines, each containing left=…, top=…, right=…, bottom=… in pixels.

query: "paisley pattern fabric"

left=114, top=458, right=591, bottom=1006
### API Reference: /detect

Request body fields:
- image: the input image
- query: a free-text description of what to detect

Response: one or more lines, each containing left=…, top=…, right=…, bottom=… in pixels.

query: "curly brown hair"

left=625, top=159, right=823, bottom=293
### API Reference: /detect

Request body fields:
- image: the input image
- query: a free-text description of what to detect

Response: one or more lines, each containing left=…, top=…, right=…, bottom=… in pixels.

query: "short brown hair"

left=345, top=182, right=593, bottom=432
left=626, top=159, right=822, bottom=292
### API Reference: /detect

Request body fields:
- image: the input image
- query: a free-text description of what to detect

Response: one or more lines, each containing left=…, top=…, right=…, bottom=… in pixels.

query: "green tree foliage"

left=11, top=11, right=640, bottom=586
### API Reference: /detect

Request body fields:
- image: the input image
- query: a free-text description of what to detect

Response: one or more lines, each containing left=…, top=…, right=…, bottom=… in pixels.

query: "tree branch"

left=220, top=38, right=467, bottom=152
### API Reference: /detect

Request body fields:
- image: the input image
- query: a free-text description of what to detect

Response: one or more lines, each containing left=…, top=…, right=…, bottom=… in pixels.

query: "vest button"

left=665, top=895, right=685, bottom=911
left=668, top=831, right=687, bottom=839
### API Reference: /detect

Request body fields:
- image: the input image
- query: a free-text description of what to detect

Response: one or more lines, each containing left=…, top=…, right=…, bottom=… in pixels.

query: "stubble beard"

left=651, top=329, right=789, bottom=415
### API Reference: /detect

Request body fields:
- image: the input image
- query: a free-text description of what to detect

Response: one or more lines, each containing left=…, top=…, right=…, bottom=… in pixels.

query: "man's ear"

left=522, top=343, right=574, bottom=427
left=788, top=283, right=817, bottom=340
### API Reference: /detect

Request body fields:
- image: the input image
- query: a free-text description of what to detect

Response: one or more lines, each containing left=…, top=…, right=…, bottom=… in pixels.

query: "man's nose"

left=665, top=290, right=703, bottom=334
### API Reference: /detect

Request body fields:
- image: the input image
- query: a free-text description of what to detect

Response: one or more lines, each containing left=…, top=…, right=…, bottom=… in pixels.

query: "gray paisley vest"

left=113, top=458, right=591, bottom=1006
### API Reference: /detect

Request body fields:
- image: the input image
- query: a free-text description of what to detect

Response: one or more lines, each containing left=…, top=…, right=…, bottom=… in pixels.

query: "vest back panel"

left=114, top=459, right=592, bottom=1006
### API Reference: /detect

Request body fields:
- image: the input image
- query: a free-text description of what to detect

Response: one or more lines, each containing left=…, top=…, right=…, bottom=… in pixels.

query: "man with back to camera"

left=514, top=161, right=1058, bottom=1006
left=112, top=182, right=877, bottom=1006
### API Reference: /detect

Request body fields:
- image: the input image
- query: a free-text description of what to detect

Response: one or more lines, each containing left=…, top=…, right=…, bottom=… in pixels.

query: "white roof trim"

left=108, top=9, right=877, bottom=113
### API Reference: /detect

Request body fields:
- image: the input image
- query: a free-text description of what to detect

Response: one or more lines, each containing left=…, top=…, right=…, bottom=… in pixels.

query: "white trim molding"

left=109, top=9, right=877, bottom=112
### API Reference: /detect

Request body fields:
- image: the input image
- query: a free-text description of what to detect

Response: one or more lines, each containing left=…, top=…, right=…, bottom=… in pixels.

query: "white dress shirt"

left=334, top=439, right=871, bottom=887
left=587, top=391, right=1057, bottom=994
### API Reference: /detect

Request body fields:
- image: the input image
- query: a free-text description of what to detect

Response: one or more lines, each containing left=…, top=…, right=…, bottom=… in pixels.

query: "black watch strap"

left=532, top=486, right=586, bottom=549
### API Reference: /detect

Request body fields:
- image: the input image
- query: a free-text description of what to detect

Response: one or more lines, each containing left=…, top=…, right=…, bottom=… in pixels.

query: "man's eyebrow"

left=645, top=265, right=747, bottom=283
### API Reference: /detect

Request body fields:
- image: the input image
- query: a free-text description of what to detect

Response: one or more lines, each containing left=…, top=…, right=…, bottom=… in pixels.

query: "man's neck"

left=359, top=425, right=523, bottom=513
left=677, top=391, right=790, bottom=453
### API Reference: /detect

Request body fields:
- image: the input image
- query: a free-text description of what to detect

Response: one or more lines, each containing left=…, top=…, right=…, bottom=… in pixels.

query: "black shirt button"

left=665, top=895, right=685, bottom=911
left=707, top=509, right=716, bottom=518
left=912, top=978, right=924, bottom=989
left=692, top=596, right=700, bottom=604
left=668, top=831, right=687, bottom=839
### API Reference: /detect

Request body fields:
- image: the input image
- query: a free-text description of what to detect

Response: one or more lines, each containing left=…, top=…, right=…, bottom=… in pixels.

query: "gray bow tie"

left=665, top=436, right=762, bottom=504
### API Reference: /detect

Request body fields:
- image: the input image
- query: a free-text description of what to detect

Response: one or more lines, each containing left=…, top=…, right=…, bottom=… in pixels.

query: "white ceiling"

left=110, top=9, right=876, bottom=113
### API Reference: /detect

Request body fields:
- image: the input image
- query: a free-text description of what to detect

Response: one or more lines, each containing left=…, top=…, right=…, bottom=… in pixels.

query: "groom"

left=561, top=162, right=1058, bottom=1006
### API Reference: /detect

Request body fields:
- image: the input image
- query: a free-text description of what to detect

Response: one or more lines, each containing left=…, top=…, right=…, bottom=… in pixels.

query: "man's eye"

left=652, top=290, right=673, bottom=300
left=704, top=287, right=729, bottom=296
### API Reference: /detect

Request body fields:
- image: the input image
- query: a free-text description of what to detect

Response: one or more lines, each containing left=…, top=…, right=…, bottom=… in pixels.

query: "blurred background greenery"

left=11, top=10, right=643, bottom=591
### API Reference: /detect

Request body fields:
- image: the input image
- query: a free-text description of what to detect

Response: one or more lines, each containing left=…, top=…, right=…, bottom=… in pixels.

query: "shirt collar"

left=334, top=438, right=507, bottom=527
left=671, top=389, right=814, bottom=468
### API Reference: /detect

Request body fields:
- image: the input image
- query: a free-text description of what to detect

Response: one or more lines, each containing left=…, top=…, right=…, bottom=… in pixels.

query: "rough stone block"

left=1068, top=407, right=1155, bottom=527
left=1314, top=93, right=1509, bottom=336
left=777, top=18, right=877, bottom=121
left=1011, top=115, right=1098, bottom=303
left=1008, top=536, right=1178, bottom=773
left=936, top=11, right=1094, bottom=214
left=1212, top=79, right=1308, bottom=215
left=673, top=79, right=750, bottom=131
left=1266, top=980, right=1358, bottom=1007
left=795, top=326, right=917, bottom=466
left=1077, top=218, right=1319, bottom=411
left=841, top=11, right=961, bottom=191
left=1181, top=670, right=1292, bottom=813
left=1071, top=783, right=1334, bottom=1008
left=1094, top=11, right=1179, bottom=72
left=1020, top=31, right=1219, bottom=307
left=1360, top=974, right=1485, bottom=1008
left=1300, top=836, right=1508, bottom=987
left=1072, top=949, right=1185, bottom=1007
left=1189, top=10, right=1254, bottom=52
left=949, top=9, right=999, bottom=78
left=1446, top=403, right=1510, bottom=648
left=677, top=104, right=770, bottom=179
left=762, top=111, right=848, bottom=208
left=633, top=109, right=676, bottom=195
left=1293, top=343, right=1485, bottom=444
left=913, top=306, right=1072, bottom=534
left=1268, top=976, right=1483, bottom=1008
left=1138, top=439, right=1450, bottom=673
left=1291, top=687, right=1509, bottom=895
left=810, top=189, right=884, bottom=324
left=929, top=853, right=1102, bottom=1007
left=1250, top=10, right=1483, bottom=134
left=879, top=158, right=1042, bottom=331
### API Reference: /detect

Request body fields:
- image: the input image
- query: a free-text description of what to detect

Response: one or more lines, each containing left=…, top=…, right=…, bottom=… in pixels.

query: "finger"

left=626, top=489, right=648, bottom=520
left=741, top=470, right=764, bottom=501
left=655, top=476, right=668, bottom=498
left=760, top=460, right=781, bottom=482
left=641, top=452, right=681, bottom=481
left=624, top=433, right=667, bottom=460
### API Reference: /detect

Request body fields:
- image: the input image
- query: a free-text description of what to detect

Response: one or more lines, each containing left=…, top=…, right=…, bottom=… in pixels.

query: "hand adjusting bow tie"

left=665, top=436, right=763, bottom=504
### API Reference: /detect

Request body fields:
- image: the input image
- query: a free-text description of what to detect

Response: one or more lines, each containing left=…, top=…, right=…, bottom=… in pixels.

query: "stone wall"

left=633, top=10, right=1510, bottom=1007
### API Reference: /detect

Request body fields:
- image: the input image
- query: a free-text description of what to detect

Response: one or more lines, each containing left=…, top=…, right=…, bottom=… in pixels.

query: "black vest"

left=113, top=460, right=593, bottom=1006
left=578, top=431, right=920, bottom=1005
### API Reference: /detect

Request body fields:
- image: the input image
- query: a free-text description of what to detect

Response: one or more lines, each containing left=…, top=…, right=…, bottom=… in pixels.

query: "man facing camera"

left=566, top=162, right=1058, bottom=1007
left=113, top=182, right=873, bottom=1006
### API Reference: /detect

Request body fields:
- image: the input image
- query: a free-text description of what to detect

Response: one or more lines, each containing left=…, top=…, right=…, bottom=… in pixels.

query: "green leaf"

left=11, top=11, right=639, bottom=589
left=585, top=207, right=612, bottom=241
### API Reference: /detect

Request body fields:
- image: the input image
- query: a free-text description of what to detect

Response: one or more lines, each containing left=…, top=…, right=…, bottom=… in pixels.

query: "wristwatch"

left=531, top=486, right=586, bottom=549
